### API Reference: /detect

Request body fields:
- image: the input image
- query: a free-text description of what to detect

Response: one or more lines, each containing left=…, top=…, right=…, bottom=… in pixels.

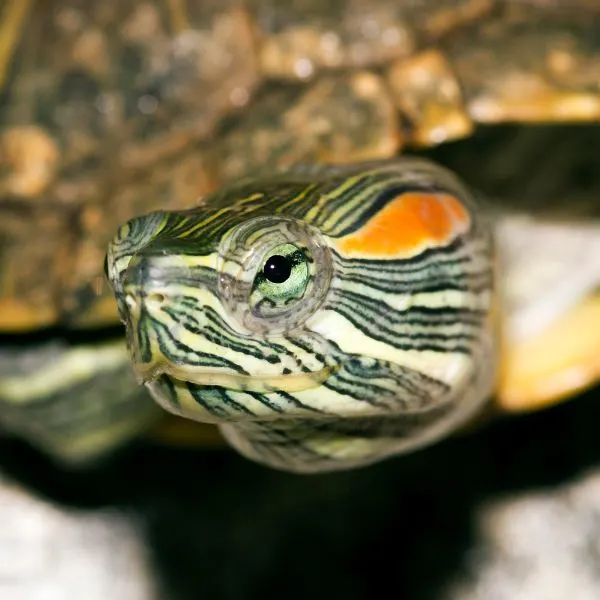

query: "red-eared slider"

left=1, top=0, right=600, bottom=468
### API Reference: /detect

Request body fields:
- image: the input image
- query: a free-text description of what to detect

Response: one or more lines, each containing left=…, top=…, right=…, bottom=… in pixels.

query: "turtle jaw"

left=122, top=298, right=338, bottom=397
left=134, top=359, right=336, bottom=394
left=129, top=336, right=340, bottom=425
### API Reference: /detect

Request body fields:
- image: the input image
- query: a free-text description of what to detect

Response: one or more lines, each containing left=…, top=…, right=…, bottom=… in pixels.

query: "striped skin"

left=0, top=341, right=163, bottom=462
left=106, top=158, right=496, bottom=473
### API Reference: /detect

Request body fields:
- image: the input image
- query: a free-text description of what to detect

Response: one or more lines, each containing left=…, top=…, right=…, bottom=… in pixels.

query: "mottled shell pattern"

left=107, top=159, right=495, bottom=473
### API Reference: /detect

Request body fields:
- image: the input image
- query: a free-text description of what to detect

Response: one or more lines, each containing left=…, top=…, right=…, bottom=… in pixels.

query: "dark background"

left=1, top=383, right=599, bottom=600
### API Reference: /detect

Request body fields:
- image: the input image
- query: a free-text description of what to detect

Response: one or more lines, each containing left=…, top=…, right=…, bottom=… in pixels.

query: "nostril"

left=148, top=292, right=165, bottom=304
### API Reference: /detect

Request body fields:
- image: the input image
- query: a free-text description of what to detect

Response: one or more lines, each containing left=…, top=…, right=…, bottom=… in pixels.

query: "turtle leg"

left=494, top=213, right=600, bottom=413
left=0, top=338, right=226, bottom=463
left=498, top=292, right=600, bottom=412
left=0, top=340, right=162, bottom=464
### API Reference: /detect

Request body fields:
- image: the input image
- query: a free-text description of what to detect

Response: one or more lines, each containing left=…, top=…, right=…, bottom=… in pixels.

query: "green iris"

left=251, top=243, right=310, bottom=311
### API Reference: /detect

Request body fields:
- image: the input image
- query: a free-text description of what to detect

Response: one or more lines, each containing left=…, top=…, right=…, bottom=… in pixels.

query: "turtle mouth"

left=134, top=361, right=337, bottom=394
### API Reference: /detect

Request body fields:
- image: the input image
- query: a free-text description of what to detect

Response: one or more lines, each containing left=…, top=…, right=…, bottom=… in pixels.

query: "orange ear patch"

left=336, top=192, right=471, bottom=258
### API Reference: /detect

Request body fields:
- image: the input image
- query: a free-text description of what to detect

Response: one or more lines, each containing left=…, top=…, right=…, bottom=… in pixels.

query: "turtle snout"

left=121, top=255, right=170, bottom=315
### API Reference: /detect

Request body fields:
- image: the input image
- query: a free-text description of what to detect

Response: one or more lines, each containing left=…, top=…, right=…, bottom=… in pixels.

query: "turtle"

left=1, top=0, right=599, bottom=469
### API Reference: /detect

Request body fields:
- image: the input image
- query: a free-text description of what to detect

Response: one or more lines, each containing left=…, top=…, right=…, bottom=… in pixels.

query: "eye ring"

left=217, top=216, right=333, bottom=335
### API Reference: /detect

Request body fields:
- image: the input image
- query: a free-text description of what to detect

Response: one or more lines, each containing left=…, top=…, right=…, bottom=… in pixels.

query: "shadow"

left=1, top=382, right=600, bottom=600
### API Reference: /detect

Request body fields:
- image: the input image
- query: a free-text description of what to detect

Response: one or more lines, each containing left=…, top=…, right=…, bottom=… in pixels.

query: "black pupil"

left=263, top=255, right=292, bottom=284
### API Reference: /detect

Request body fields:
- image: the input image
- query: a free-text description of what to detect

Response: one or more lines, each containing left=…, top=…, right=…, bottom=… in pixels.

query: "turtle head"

left=106, top=160, right=496, bottom=470
left=106, top=203, right=340, bottom=423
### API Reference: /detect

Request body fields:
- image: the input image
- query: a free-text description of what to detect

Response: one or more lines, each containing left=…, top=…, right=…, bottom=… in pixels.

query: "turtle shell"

left=0, top=0, right=598, bottom=331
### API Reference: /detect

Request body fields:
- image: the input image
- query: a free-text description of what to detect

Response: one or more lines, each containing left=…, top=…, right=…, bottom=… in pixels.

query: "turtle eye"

left=263, top=253, right=293, bottom=284
left=250, top=244, right=310, bottom=315
left=217, top=216, right=332, bottom=334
